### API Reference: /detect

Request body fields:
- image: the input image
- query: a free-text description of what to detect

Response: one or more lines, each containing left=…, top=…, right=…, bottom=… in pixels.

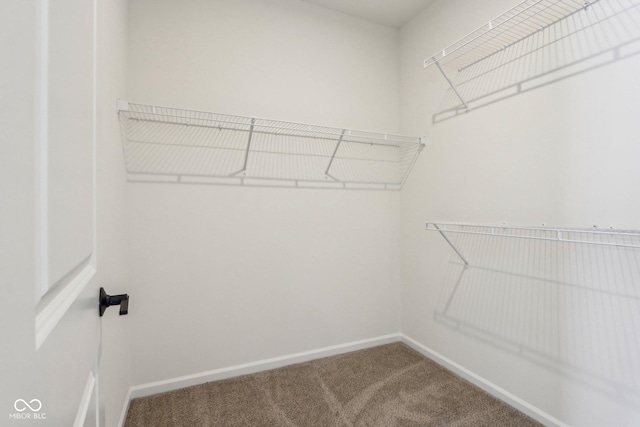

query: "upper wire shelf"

left=117, top=101, right=425, bottom=190
left=424, top=0, right=640, bottom=122
left=424, top=0, right=600, bottom=71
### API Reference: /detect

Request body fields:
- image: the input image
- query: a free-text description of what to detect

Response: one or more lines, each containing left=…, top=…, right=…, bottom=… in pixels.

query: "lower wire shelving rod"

left=426, top=222, right=640, bottom=250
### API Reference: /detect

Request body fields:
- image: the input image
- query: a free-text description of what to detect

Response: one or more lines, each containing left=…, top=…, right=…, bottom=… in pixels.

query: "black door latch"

left=99, top=287, right=129, bottom=317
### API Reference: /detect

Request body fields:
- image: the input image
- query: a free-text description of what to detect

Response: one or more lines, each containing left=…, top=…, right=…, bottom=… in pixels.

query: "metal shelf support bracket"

left=428, top=223, right=470, bottom=267
left=433, top=60, right=469, bottom=110
left=324, top=129, right=347, bottom=179
left=230, top=118, right=256, bottom=177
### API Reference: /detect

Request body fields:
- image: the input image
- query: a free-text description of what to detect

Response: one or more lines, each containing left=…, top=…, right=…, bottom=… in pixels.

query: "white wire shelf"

left=429, top=221, right=640, bottom=392
left=426, top=222, right=640, bottom=260
left=424, top=0, right=640, bottom=122
left=117, top=101, right=425, bottom=190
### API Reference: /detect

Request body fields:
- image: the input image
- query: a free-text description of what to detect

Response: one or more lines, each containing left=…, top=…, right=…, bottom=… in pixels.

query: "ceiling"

left=301, top=0, right=435, bottom=28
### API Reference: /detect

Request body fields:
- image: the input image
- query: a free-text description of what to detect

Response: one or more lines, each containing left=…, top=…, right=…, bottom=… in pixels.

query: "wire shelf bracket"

left=230, top=118, right=256, bottom=177
left=324, top=129, right=347, bottom=181
left=117, top=101, right=426, bottom=190
left=424, top=0, right=640, bottom=123
left=433, top=60, right=469, bottom=111
left=432, top=223, right=470, bottom=267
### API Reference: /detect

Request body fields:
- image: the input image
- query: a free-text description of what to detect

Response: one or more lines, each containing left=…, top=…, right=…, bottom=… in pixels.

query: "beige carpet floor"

left=125, top=343, right=541, bottom=426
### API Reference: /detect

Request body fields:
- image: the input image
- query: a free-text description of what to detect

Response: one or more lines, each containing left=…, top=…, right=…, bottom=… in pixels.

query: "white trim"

left=400, top=334, right=568, bottom=427
left=94, top=375, right=101, bottom=427
left=35, top=0, right=49, bottom=299
left=35, top=264, right=96, bottom=349
left=128, top=333, right=401, bottom=399
left=92, top=346, right=101, bottom=427
left=116, top=388, right=132, bottom=427
left=91, top=0, right=98, bottom=268
left=73, top=371, right=96, bottom=427
left=119, top=333, right=559, bottom=426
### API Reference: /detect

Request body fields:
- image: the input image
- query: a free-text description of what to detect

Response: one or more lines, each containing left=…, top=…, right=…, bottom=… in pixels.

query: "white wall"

left=127, top=0, right=400, bottom=131
left=96, top=0, right=131, bottom=425
left=400, top=1, right=640, bottom=426
left=126, top=0, right=402, bottom=386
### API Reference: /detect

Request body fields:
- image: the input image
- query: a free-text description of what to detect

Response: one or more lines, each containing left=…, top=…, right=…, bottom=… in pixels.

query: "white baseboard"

left=400, top=334, right=568, bottom=427
left=116, top=387, right=132, bottom=427
left=117, top=333, right=564, bottom=427
left=127, top=333, right=401, bottom=401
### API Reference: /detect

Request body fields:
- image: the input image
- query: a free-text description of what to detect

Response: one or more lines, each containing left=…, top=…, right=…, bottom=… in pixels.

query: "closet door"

left=1, top=0, right=102, bottom=425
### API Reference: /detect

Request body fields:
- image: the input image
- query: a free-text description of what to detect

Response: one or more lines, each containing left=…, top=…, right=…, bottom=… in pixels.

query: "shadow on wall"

left=432, top=0, right=640, bottom=123
left=431, top=228, right=640, bottom=408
